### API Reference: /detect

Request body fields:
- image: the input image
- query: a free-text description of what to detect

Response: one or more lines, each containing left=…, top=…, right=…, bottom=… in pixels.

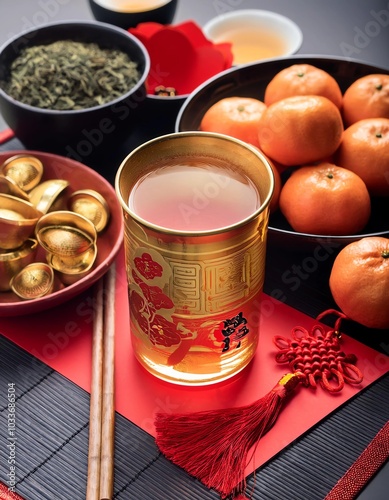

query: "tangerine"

left=257, top=95, right=343, bottom=166
left=264, top=64, right=343, bottom=108
left=336, top=117, right=389, bottom=196
left=279, top=163, right=371, bottom=235
left=342, top=73, right=389, bottom=126
left=199, top=96, right=266, bottom=148
left=329, top=237, right=389, bottom=329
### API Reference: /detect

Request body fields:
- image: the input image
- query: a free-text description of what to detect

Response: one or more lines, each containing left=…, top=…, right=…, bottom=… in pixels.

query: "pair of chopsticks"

left=86, top=263, right=116, bottom=500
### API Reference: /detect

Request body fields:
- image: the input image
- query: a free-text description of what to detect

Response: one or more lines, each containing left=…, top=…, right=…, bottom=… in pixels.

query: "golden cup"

left=116, top=132, right=274, bottom=385
left=0, top=193, right=42, bottom=250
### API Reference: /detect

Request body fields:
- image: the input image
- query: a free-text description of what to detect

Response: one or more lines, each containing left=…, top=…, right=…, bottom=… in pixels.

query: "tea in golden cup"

left=116, top=132, right=274, bottom=385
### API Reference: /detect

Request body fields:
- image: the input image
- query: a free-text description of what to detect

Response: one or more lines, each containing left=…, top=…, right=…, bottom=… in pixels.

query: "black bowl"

left=88, top=0, right=178, bottom=29
left=0, top=20, right=150, bottom=161
left=176, top=55, right=389, bottom=250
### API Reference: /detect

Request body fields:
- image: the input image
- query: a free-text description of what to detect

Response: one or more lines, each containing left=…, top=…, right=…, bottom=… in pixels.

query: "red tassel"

left=155, top=310, right=361, bottom=499
left=155, top=373, right=300, bottom=499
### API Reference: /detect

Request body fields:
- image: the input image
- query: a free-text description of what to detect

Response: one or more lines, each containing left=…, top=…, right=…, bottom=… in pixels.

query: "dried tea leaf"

left=0, top=40, right=140, bottom=110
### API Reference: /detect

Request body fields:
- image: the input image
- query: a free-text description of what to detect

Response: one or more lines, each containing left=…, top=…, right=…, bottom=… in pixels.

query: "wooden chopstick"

left=86, top=276, right=104, bottom=500
left=86, top=263, right=116, bottom=500
left=99, top=264, right=116, bottom=500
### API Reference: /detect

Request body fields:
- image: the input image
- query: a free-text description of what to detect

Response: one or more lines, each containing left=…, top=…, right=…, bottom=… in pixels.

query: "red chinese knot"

left=273, top=310, right=363, bottom=392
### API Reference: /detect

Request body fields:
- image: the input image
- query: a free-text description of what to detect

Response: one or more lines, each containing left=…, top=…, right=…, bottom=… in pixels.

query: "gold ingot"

left=35, top=210, right=97, bottom=257
left=0, top=238, right=38, bottom=291
left=1, top=155, right=44, bottom=192
left=0, top=193, right=42, bottom=250
left=29, top=179, right=69, bottom=214
left=0, top=174, right=30, bottom=201
left=68, top=189, right=110, bottom=233
left=47, top=244, right=97, bottom=285
left=10, top=262, right=54, bottom=300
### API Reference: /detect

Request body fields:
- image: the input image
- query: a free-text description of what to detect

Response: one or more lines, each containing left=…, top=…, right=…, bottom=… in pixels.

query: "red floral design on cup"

left=134, top=252, right=163, bottom=280
left=130, top=288, right=181, bottom=347
left=132, top=270, right=174, bottom=311
left=131, top=250, right=181, bottom=348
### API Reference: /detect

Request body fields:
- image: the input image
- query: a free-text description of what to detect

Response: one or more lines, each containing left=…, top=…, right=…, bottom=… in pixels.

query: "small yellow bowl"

left=29, top=179, right=69, bottom=214
left=0, top=174, right=30, bottom=200
left=0, top=193, right=42, bottom=250
left=1, top=154, right=44, bottom=192
left=35, top=210, right=97, bottom=257
left=10, top=262, right=54, bottom=300
left=0, top=238, right=38, bottom=291
left=68, top=189, right=110, bottom=232
left=47, top=244, right=97, bottom=285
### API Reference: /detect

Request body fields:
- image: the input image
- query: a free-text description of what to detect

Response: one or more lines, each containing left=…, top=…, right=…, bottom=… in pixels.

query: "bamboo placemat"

left=0, top=334, right=388, bottom=500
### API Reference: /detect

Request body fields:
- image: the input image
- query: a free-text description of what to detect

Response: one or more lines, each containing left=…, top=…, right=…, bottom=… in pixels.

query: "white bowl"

left=203, top=9, right=303, bottom=65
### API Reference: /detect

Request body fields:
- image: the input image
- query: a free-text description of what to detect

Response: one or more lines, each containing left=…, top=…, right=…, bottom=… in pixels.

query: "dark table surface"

left=0, top=1, right=388, bottom=499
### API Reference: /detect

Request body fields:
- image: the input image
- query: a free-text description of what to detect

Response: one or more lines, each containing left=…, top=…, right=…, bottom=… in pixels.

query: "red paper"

left=1, top=247, right=388, bottom=474
left=129, top=21, right=233, bottom=95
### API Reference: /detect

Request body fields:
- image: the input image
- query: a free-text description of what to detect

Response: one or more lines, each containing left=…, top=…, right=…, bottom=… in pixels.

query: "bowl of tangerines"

left=176, top=56, right=389, bottom=248
left=177, top=56, right=389, bottom=331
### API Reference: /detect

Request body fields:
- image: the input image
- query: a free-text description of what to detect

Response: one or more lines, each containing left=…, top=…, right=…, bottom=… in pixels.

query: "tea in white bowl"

left=203, top=9, right=303, bottom=65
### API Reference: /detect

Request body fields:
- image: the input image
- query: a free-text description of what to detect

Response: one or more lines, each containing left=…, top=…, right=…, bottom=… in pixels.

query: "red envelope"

left=1, top=247, right=388, bottom=475
left=129, top=21, right=233, bottom=95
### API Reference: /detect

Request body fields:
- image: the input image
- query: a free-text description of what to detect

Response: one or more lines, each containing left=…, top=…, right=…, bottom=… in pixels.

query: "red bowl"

left=0, top=150, right=124, bottom=316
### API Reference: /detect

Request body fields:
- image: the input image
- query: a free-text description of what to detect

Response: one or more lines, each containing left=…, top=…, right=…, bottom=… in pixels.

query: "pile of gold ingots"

left=0, top=154, right=110, bottom=300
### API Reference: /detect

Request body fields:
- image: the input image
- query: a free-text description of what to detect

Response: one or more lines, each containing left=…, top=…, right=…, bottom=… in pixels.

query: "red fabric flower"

left=129, top=20, right=233, bottom=95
